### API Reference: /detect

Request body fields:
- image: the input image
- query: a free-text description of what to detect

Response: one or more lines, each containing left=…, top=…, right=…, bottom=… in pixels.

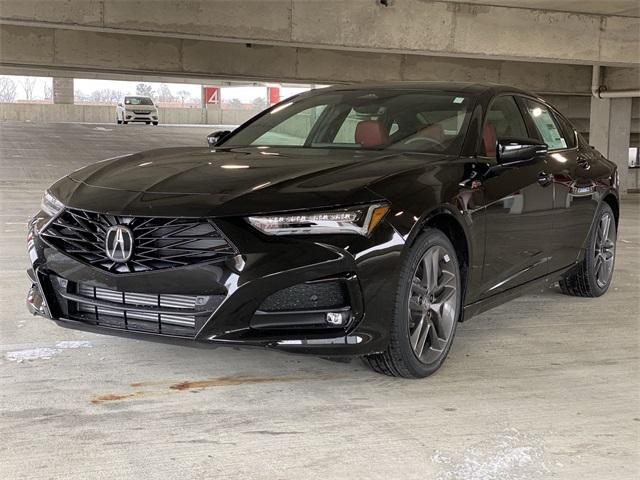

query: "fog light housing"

left=326, top=311, right=349, bottom=326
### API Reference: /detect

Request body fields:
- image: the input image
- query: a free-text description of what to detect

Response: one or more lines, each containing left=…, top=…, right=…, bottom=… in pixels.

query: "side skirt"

left=462, top=264, right=575, bottom=322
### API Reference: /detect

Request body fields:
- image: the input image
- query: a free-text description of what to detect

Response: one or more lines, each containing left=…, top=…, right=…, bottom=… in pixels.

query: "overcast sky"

left=1, top=75, right=314, bottom=102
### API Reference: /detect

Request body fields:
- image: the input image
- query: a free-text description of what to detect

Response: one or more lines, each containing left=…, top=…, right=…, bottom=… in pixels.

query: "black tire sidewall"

left=391, top=229, right=462, bottom=377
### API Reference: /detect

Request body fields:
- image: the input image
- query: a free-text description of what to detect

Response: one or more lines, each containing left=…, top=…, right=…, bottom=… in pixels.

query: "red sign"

left=267, top=86, right=280, bottom=106
left=204, top=86, right=220, bottom=105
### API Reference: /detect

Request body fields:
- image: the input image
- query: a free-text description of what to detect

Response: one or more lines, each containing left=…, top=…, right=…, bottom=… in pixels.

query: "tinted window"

left=481, top=96, right=528, bottom=156
left=224, top=90, right=473, bottom=155
left=523, top=99, right=569, bottom=150
left=253, top=105, right=326, bottom=146
left=552, top=111, right=577, bottom=149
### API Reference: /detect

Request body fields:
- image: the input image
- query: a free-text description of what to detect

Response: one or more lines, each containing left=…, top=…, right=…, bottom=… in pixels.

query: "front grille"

left=52, top=279, right=225, bottom=337
left=41, top=208, right=235, bottom=273
left=133, top=110, right=151, bottom=114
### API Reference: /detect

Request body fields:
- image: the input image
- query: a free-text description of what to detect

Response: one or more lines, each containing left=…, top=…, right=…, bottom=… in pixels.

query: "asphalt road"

left=1, top=121, right=638, bottom=480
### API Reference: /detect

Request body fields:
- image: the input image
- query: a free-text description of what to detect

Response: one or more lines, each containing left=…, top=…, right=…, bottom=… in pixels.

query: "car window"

left=551, top=111, right=577, bottom=149
left=124, top=97, right=154, bottom=106
left=253, top=105, right=327, bottom=146
left=481, top=96, right=529, bottom=156
left=225, top=90, right=473, bottom=155
left=522, top=99, right=569, bottom=150
left=333, top=107, right=379, bottom=144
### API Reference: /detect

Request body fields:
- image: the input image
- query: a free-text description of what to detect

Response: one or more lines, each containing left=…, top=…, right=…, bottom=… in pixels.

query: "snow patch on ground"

left=55, top=340, right=93, bottom=349
left=92, top=126, right=112, bottom=131
left=431, top=428, right=549, bottom=480
left=5, top=348, right=59, bottom=363
left=5, top=341, right=94, bottom=362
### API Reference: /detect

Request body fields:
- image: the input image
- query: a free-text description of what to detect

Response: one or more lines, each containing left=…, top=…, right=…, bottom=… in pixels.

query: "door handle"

left=537, top=171, right=553, bottom=187
left=577, top=156, right=591, bottom=170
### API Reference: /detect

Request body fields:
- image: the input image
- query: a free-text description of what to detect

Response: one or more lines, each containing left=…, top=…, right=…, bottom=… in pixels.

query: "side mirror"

left=497, top=137, right=547, bottom=165
left=117, top=102, right=123, bottom=107
left=207, top=130, right=231, bottom=148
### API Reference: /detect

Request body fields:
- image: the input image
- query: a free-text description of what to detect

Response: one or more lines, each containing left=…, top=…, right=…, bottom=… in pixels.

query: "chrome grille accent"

left=40, top=208, right=235, bottom=273
left=51, top=281, right=226, bottom=336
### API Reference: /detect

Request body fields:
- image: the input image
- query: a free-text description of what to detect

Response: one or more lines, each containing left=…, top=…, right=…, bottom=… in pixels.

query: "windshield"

left=125, top=96, right=154, bottom=106
left=223, top=89, right=473, bottom=154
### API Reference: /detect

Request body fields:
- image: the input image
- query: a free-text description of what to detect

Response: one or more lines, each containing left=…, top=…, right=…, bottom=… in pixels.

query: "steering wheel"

left=403, top=136, right=446, bottom=150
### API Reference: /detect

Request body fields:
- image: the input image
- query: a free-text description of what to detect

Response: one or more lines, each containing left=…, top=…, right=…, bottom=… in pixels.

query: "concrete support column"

left=52, top=77, right=74, bottom=104
left=590, top=97, right=632, bottom=193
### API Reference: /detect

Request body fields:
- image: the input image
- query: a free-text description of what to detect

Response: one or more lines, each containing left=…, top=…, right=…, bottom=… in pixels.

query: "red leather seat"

left=355, top=120, right=389, bottom=148
left=483, top=122, right=497, bottom=157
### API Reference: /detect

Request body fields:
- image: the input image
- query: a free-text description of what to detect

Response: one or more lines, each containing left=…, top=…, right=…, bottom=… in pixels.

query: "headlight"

left=41, top=191, right=64, bottom=217
left=246, top=204, right=390, bottom=236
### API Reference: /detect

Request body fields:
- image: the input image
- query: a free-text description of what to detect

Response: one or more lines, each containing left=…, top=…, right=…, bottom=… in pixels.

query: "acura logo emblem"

left=105, top=225, right=134, bottom=262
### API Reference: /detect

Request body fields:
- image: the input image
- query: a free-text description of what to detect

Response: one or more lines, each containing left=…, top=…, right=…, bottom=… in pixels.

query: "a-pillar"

left=589, top=96, right=632, bottom=193
left=52, top=77, right=74, bottom=104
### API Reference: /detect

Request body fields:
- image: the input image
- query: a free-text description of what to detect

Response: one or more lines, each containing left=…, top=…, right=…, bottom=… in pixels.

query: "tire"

left=146, top=121, right=150, bottom=125
left=123, top=121, right=128, bottom=125
left=364, top=228, right=462, bottom=378
left=153, top=122, right=159, bottom=126
left=559, top=202, right=616, bottom=297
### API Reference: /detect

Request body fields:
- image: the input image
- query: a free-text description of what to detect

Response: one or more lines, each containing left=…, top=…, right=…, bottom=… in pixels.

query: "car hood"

left=55, top=146, right=451, bottom=217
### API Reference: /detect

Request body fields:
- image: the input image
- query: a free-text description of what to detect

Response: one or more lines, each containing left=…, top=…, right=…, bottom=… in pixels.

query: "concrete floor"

left=0, top=121, right=638, bottom=480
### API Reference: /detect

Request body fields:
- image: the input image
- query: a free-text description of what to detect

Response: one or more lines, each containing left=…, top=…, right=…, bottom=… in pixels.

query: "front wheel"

left=559, top=202, right=616, bottom=297
left=152, top=121, right=159, bottom=126
left=364, top=229, right=462, bottom=378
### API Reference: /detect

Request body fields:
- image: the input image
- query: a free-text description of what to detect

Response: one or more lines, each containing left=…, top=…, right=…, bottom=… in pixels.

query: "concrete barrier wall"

left=0, top=103, right=261, bottom=125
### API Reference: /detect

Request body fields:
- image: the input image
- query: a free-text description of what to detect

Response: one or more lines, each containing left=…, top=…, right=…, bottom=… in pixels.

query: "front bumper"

left=27, top=213, right=405, bottom=356
left=125, top=111, right=158, bottom=122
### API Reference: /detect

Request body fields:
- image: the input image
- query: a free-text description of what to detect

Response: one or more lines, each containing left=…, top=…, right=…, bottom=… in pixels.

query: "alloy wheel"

left=408, top=245, right=458, bottom=364
left=594, top=211, right=615, bottom=288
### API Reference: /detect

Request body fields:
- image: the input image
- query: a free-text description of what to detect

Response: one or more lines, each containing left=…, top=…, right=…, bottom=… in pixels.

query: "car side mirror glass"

left=117, top=102, right=123, bottom=107
left=207, top=130, right=231, bottom=148
left=497, top=137, right=548, bottom=165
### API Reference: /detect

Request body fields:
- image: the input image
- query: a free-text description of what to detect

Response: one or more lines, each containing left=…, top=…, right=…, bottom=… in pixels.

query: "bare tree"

left=20, top=77, right=38, bottom=101
left=157, top=84, right=174, bottom=103
left=43, top=82, right=53, bottom=101
left=177, top=90, right=191, bottom=106
left=136, top=83, right=155, bottom=98
left=87, top=88, right=126, bottom=104
left=252, top=96, right=267, bottom=110
left=0, top=76, right=17, bottom=103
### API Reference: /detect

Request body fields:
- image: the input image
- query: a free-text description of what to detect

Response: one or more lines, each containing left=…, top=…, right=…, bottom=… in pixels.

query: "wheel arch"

left=602, top=192, right=619, bottom=228
left=405, top=207, right=471, bottom=310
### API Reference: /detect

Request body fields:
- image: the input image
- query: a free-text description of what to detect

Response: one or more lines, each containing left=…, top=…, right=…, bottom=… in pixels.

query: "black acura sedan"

left=26, top=83, right=618, bottom=378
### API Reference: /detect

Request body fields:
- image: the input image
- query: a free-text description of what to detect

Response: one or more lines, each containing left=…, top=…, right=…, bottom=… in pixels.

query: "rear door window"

left=522, top=99, right=569, bottom=150
left=551, top=111, right=577, bottom=149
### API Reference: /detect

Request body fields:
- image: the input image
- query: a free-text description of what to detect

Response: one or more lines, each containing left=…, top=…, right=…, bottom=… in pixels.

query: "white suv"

left=116, top=96, right=159, bottom=125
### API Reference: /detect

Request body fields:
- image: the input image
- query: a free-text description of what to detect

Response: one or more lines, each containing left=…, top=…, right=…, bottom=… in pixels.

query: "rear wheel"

left=364, top=229, right=462, bottom=378
left=123, top=121, right=128, bottom=125
left=153, top=121, right=159, bottom=126
left=559, top=202, right=616, bottom=297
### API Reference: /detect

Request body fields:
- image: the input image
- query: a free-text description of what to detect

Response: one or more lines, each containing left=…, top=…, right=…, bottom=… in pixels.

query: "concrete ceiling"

left=442, top=0, right=640, bottom=17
